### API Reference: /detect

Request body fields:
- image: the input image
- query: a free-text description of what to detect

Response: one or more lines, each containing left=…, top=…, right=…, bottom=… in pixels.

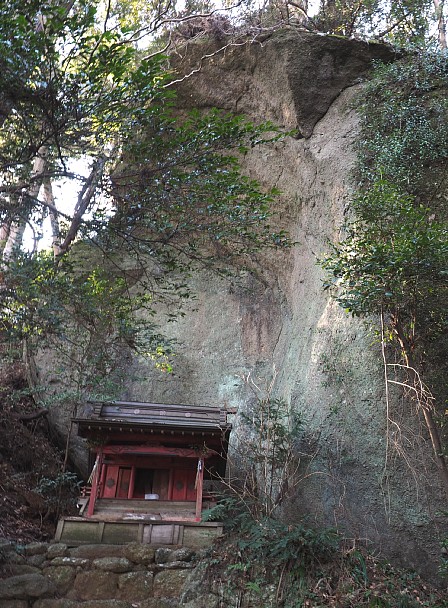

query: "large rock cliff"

left=40, top=30, right=446, bottom=579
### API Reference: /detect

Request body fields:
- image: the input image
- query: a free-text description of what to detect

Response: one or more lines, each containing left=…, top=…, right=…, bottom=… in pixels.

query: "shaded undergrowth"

left=203, top=499, right=447, bottom=607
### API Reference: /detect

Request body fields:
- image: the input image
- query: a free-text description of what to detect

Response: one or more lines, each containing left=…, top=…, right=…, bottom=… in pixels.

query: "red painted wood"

left=171, top=469, right=197, bottom=501
left=96, top=445, right=216, bottom=458
left=102, top=465, right=119, bottom=498
left=79, top=430, right=225, bottom=449
left=117, top=467, right=131, bottom=498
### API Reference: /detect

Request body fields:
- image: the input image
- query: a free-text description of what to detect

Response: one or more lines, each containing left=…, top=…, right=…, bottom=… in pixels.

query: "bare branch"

left=57, top=154, right=108, bottom=256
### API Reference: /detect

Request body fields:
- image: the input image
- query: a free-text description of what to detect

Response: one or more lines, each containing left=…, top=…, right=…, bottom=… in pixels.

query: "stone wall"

left=0, top=542, right=216, bottom=608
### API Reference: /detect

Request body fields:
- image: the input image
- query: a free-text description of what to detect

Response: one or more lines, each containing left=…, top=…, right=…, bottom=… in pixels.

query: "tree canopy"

left=0, top=0, right=291, bottom=402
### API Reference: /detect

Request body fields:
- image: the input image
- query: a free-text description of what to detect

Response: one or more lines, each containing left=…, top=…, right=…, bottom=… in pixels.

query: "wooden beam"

left=86, top=449, right=102, bottom=518
left=95, top=445, right=217, bottom=459
left=128, top=465, right=136, bottom=499
left=195, top=458, right=204, bottom=522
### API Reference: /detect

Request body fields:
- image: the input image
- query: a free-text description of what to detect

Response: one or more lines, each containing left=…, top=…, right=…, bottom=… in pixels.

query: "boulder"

left=68, top=570, right=119, bottom=601
left=0, top=573, right=56, bottom=600
left=69, top=544, right=125, bottom=559
left=46, top=543, right=68, bottom=559
left=153, top=569, right=191, bottom=598
left=92, top=557, right=134, bottom=573
left=42, top=565, right=77, bottom=596
left=24, top=542, right=49, bottom=556
left=117, top=571, right=154, bottom=601
left=124, top=542, right=155, bottom=565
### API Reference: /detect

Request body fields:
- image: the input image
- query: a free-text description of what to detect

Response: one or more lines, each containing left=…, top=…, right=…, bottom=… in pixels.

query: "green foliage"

left=322, top=53, right=448, bottom=371
left=230, top=395, right=302, bottom=520
left=0, top=1, right=166, bottom=176
left=321, top=47, right=448, bottom=494
left=234, top=515, right=339, bottom=567
left=35, top=471, right=82, bottom=513
left=205, top=497, right=339, bottom=607
left=110, top=108, right=289, bottom=274
left=322, top=180, right=448, bottom=345
left=204, top=381, right=445, bottom=606
left=313, top=0, right=442, bottom=47
left=0, top=251, right=175, bottom=405
left=206, top=508, right=446, bottom=606
left=0, top=0, right=291, bottom=404
left=356, top=52, right=448, bottom=192
left=313, top=0, right=434, bottom=46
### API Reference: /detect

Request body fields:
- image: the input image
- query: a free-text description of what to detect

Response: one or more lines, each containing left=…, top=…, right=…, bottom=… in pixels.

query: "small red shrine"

left=74, top=401, right=231, bottom=523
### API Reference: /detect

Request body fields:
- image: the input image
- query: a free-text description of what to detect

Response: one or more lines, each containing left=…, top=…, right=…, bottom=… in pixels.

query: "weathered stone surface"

left=155, top=547, right=173, bottom=564
left=159, top=561, right=196, bottom=570
left=0, top=573, right=56, bottom=600
left=139, top=599, right=179, bottom=608
left=46, top=543, right=68, bottom=559
left=182, top=593, right=219, bottom=608
left=42, top=566, right=77, bottom=595
left=1, top=564, right=40, bottom=576
left=117, top=571, right=154, bottom=601
left=49, top=556, right=89, bottom=568
left=33, top=601, right=77, bottom=608
left=0, top=544, right=19, bottom=565
left=69, top=544, right=125, bottom=559
left=36, top=30, right=447, bottom=580
left=179, top=560, right=209, bottom=605
left=157, top=548, right=199, bottom=568
left=123, top=542, right=155, bottom=565
left=26, top=554, right=47, bottom=567
left=93, top=557, right=133, bottom=573
left=153, top=570, right=191, bottom=598
left=169, top=548, right=196, bottom=563
left=0, top=544, right=205, bottom=607
left=122, top=35, right=446, bottom=581
left=24, top=542, right=49, bottom=556
left=82, top=602, right=131, bottom=608
left=173, top=30, right=396, bottom=138
left=68, top=570, right=118, bottom=600
left=34, top=601, right=130, bottom=608
left=2, top=552, right=26, bottom=566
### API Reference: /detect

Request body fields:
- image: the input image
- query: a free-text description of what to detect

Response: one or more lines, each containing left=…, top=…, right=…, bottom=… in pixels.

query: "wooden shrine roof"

left=74, top=400, right=232, bottom=434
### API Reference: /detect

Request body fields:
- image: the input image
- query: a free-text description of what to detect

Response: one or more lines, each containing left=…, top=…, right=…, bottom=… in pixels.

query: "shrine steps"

left=88, top=498, right=215, bottom=520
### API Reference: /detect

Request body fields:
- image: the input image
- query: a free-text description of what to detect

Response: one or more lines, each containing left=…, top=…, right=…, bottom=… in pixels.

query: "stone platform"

left=55, top=517, right=223, bottom=549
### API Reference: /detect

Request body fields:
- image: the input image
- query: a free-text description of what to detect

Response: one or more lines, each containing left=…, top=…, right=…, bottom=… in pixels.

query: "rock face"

left=127, top=30, right=445, bottom=578
left=38, top=30, right=445, bottom=578
left=172, top=29, right=397, bottom=137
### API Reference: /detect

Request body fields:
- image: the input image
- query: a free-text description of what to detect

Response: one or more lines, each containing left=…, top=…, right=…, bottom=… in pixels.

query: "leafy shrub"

left=356, top=52, right=448, bottom=194
left=35, top=471, right=82, bottom=516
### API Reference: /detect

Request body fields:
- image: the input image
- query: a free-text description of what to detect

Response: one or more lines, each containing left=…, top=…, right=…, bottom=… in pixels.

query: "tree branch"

left=57, top=154, right=108, bottom=256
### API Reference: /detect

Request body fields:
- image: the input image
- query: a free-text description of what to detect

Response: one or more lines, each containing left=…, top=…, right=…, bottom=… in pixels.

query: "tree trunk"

left=433, top=0, right=447, bottom=49
left=1, top=147, right=48, bottom=261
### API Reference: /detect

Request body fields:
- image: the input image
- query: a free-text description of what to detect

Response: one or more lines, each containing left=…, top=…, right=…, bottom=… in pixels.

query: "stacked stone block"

left=0, top=542, right=217, bottom=608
